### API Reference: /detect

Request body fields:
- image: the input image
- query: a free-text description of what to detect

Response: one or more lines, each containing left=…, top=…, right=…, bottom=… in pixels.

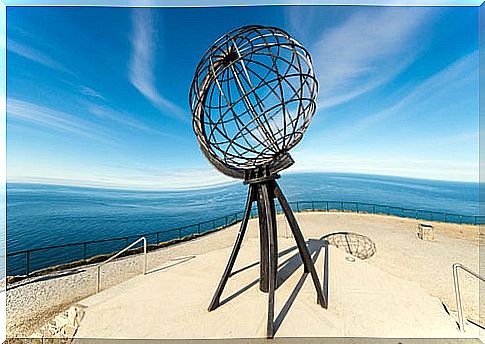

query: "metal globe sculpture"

left=190, top=25, right=318, bottom=179
left=189, top=25, right=326, bottom=339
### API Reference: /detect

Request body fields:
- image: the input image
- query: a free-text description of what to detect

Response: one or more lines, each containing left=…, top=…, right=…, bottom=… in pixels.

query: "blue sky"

left=5, top=5, right=479, bottom=189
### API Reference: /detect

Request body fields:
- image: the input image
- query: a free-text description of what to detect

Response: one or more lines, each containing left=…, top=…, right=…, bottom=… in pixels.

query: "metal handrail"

left=6, top=201, right=483, bottom=277
left=452, top=263, right=485, bottom=331
left=8, top=202, right=481, bottom=257
left=96, top=236, right=147, bottom=293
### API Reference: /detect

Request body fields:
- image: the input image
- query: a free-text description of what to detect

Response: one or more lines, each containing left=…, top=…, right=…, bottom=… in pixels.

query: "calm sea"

left=5, top=172, right=480, bottom=275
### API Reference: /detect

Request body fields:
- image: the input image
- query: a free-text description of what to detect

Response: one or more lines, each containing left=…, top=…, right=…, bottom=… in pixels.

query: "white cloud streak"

left=7, top=39, right=72, bottom=75
left=293, top=51, right=479, bottom=182
left=289, top=154, right=478, bottom=182
left=338, top=50, right=478, bottom=138
left=78, top=85, right=104, bottom=99
left=9, top=167, right=234, bottom=191
left=86, top=102, right=151, bottom=131
left=84, top=101, right=178, bottom=138
left=128, top=9, right=187, bottom=120
left=305, top=7, right=431, bottom=110
left=7, top=98, right=112, bottom=144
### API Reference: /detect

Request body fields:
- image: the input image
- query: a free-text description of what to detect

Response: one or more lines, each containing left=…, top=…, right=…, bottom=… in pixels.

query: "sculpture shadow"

left=219, top=238, right=329, bottom=337
left=219, top=244, right=299, bottom=307
left=229, top=244, right=299, bottom=277
left=273, top=239, right=328, bottom=334
left=320, top=232, right=376, bottom=260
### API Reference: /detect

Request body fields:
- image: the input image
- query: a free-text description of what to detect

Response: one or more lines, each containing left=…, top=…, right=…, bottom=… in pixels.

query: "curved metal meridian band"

left=190, top=25, right=317, bottom=180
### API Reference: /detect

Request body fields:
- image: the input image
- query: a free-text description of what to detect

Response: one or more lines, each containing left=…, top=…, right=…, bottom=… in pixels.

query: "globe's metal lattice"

left=190, top=25, right=318, bottom=179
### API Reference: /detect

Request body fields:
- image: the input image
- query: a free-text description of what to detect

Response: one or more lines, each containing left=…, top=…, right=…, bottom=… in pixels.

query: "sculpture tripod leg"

left=208, top=185, right=256, bottom=311
left=207, top=179, right=327, bottom=338
left=274, top=182, right=327, bottom=308
left=260, top=181, right=278, bottom=338
left=261, top=180, right=327, bottom=339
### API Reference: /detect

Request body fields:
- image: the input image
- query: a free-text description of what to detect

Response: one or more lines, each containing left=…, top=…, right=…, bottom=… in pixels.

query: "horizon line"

left=7, top=170, right=480, bottom=192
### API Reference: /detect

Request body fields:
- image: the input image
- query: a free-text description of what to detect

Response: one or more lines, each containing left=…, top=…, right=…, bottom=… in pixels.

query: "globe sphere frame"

left=190, top=25, right=318, bottom=180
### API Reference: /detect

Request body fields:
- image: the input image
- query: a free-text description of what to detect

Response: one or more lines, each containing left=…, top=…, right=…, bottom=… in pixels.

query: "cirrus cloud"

left=128, top=8, right=187, bottom=121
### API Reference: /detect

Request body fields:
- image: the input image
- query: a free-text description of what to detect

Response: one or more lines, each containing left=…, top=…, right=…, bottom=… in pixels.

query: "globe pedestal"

left=207, top=172, right=327, bottom=338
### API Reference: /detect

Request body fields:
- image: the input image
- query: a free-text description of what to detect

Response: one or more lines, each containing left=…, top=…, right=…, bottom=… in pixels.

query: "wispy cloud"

left=339, top=50, right=478, bottom=138
left=78, top=85, right=104, bottom=99
left=87, top=102, right=151, bottom=132
left=409, top=131, right=479, bottom=150
left=290, top=51, right=479, bottom=182
left=84, top=101, right=177, bottom=138
left=128, top=9, right=187, bottom=120
left=7, top=98, right=112, bottom=143
left=9, top=167, right=234, bottom=190
left=7, top=38, right=73, bottom=74
left=300, top=7, right=431, bottom=110
left=289, top=154, right=478, bottom=182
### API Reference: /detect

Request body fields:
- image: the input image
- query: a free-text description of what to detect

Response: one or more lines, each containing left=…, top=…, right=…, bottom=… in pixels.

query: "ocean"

left=5, top=172, right=480, bottom=276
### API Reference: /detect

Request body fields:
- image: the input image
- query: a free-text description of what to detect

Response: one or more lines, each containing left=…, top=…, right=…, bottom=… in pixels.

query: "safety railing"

left=452, top=263, right=485, bottom=331
left=6, top=200, right=483, bottom=278
left=7, top=211, right=242, bottom=277
left=96, top=236, right=147, bottom=293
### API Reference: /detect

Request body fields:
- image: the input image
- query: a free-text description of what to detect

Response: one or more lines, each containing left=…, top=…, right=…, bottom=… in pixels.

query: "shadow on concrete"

left=218, top=237, right=330, bottom=337
left=230, top=244, right=298, bottom=277
left=220, top=245, right=300, bottom=306
left=320, top=232, right=376, bottom=260
left=7, top=269, right=85, bottom=291
left=146, top=255, right=196, bottom=275
left=273, top=239, right=329, bottom=335
left=219, top=278, right=261, bottom=307
left=276, top=239, right=327, bottom=289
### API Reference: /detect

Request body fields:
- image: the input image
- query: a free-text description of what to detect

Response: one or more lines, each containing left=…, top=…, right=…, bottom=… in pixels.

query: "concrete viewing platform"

left=63, top=212, right=483, bottom=340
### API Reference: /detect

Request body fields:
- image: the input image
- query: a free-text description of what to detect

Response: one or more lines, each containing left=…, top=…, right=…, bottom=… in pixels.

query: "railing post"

left=83, top=243, right=87, bottom=261
left=156, top=232, right=160, bottom=244
left=124, top=237, right=129, bottom=246
left=179, top=228, right=182, bottom=239
left=372, top=204, right=375, bottom=214
left=143, top=238, right=147, bottom=275
left=341, top=202, right=343, bottom=211
left=453, top=264, right=465, bottom=331
left=225, top=216, right=228, bottom=227
left=326, top=201, right=329, bottom=212
left=197, top=223, right=201, bottom=234
left=452, top=263, right=485, bottom=332
left=96, top=266, right=101, bottom=293
left=26, top=250, right=30, bottom=276
left=356, top=202, right=359, bottom=213
left=296, top=201, right=300, bottom=212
